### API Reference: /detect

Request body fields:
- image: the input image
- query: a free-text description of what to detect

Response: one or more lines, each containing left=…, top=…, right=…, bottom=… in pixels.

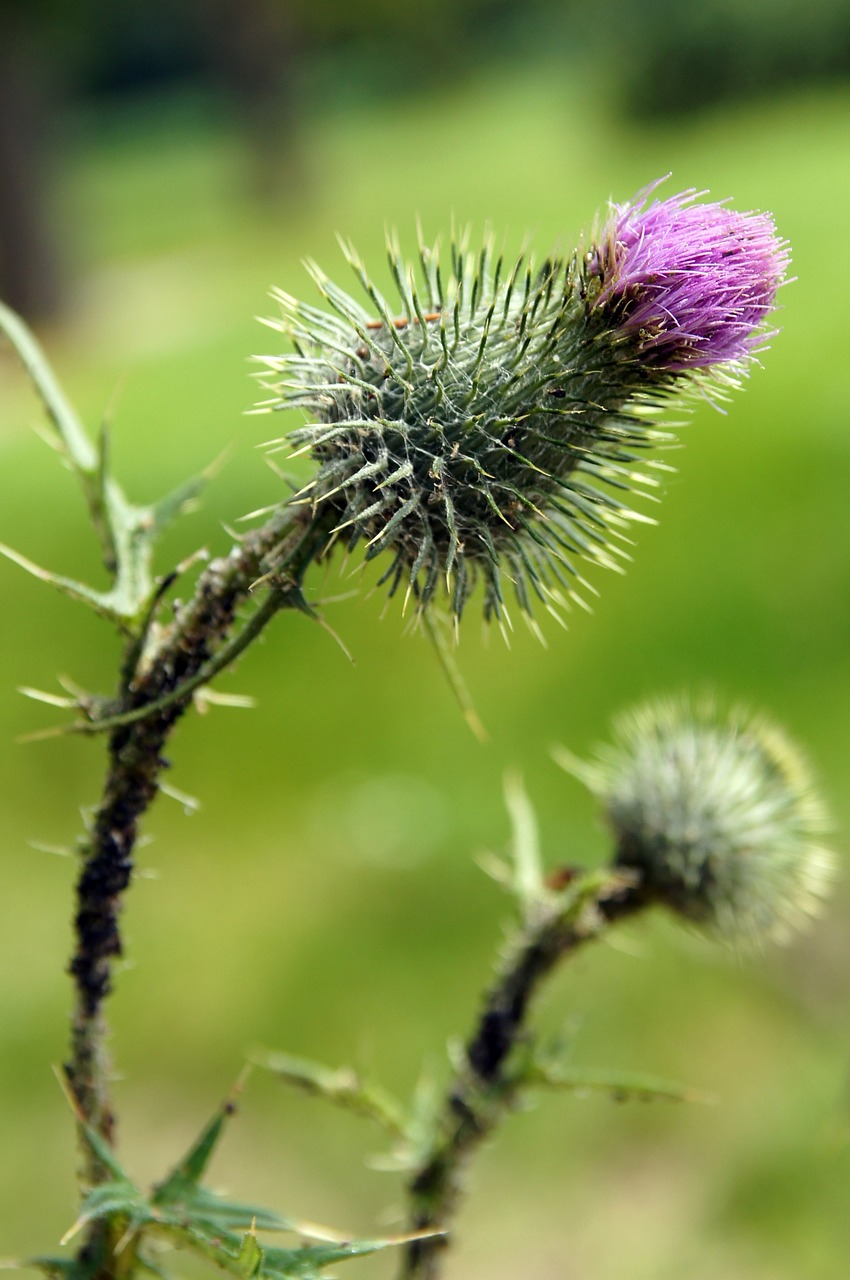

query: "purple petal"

left=593, top=185, right=790, bottom=371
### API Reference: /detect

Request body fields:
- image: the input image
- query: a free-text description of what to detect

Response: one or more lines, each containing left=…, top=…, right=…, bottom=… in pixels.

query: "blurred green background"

left=1, top=3, right=849, bottom=1278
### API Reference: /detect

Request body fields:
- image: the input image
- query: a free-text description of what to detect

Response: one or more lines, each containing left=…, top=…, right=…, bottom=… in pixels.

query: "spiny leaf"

left=0, top=542, right=124, bottom=624
left=9, top=1257, right=98, bottom=1280
left=524, top=1061, right=715, bottom=1105
left=60, top=1181, right=152, bottom=1245
left=256, top=1230, right=445, bottom=1278
left=256, top=1050, right=409, bottom=1140
left=153, top=1074, right=246, bottom=1203
left=0, top=302, right=97, bottom=476
left=150, top=1218, right=443, bottom=1280
left=76, top=1118, right=131, bottom=1186
left=237, top=1230, right=263, bottom=1279
left=154, top=1185, right=301, bottom=1236
left=147, top=446, right=230, bottom=538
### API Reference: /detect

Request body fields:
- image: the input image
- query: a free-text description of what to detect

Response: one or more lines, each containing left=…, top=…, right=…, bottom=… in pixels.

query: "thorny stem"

left=64, top=502, right=334, bottom=1205
left=399, top=878, right=645, bottom=1280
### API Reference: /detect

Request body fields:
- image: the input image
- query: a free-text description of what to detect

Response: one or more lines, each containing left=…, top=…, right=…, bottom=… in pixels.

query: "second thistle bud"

left=556, top=698, right=834, bottom=943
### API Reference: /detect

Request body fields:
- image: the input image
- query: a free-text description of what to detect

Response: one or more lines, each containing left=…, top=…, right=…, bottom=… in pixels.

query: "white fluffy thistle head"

left=556, top=698, right=835, bottom=943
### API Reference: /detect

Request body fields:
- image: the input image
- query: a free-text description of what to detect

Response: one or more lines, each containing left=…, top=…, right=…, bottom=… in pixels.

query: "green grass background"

left=1, top=63, right=849, bottom=1280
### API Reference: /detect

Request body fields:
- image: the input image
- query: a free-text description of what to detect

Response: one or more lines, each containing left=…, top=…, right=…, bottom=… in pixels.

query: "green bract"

left=254, top=230, right=680, bottom=625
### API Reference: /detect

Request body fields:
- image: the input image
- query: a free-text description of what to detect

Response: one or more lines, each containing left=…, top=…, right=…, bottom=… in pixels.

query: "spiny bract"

left=254, top=186, right=787, bottom=625
left=558, top=698, right=834, bottom=943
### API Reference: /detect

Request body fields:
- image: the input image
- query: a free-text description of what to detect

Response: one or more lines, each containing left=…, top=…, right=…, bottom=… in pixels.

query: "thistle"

left=556, top=698, right=834, bottom=942
left=592, top=184, right=790, bottom=369
left=255, top=184, right=788, bottom=625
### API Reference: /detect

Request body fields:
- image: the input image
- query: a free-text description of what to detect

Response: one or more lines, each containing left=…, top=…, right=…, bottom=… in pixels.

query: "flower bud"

left=591, top=184, right=790, bottom=371
left=557, top=699, right=834, bottom=943
left=255, top=185, right=788, bottom=623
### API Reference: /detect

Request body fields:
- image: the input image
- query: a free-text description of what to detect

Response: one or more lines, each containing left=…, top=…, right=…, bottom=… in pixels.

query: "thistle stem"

left=399, top=878, right=644, bottom=1280
left=65, top=503, right=334, bottom=1189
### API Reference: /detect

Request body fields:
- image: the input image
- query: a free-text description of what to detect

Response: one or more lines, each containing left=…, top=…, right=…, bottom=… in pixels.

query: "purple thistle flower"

left=257, top=185, right=790, bottom=623
left=593, top=184, right=790, bottom=371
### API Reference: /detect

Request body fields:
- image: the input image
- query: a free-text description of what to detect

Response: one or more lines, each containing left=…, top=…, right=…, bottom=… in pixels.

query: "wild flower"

left=557, top=698, right=834, bottom=942
left=255, top=185, right=788, bottom=625
left=592, top=184, right=790, bottom=370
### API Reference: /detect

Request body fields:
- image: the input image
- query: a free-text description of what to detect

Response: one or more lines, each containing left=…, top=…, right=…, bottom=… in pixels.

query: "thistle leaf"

left=152, top=1075, right=246, bottom=1201
left=0, top=302, right=96, bottom=477
left=0, top=542, right=124, bottom=624
left=524, top=1061, right=714, bottom=1105
left=147, top=447, right=229, bottom=538
left=150, top=1219, right=443, bottom=1280
left=10, top=1258, right=98, bottom=1280
left=237, top=1230, right=264, bottom=1279
left=156, top=1186, right=298, bottom=1235
left=59, top=1181, right=153, bottom=1245
left=256, top=1050, right=409, bottom=1140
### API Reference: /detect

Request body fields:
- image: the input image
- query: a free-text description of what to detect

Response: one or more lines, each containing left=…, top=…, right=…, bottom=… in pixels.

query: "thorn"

left=17, top=686, right=78, bottom=709
left=315, top=615, right=355, bottom=664
left=193, top=688, right=257, bottom=714
left=114, top=1221, right=138, bottom=1255
left=522, top=613, right=548, bottom=647
left=475, top=850, right=512, bottom=886
left=16, top=722, right=78, bottom=744
left=158, top=781, right=201, bottom=814
left=28, top=840, right=72, bottom=858
left=57, top=674, right=93, bottom=700
left=52, top=1063, right=86, bottom=1123
left=237, top=502, right=279, bottom=523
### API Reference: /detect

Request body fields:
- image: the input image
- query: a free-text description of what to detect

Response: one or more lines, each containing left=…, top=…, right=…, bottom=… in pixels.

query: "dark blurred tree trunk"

left=199, top=0, right=305, bottom=204
left=0, top=10, right=63, bottom=321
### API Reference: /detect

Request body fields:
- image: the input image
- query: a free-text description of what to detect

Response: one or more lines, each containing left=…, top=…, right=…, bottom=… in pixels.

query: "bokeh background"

left=1, top=3, right=849, bottom=1277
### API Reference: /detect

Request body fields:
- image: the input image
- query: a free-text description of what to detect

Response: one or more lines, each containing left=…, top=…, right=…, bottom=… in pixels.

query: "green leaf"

left=525, top=1061, right=715, bottom=1105
left=257, top=1232, right=444, bottom=1279
left=11, top=1257, right=98, bottom=1280
left=236, top=1231, right=264, bottom=1280
left=147, top=448, right=229, bottom=539
left=78, top=1126, right=136, bottom=1182
left=155, top=1185, right=300, bottom=1236
left=149, top=1218, right=443, bottom=1280
left=60, top=1181, right=153, bottom=1246
left=151, top=1076, right=325, bottom=1241
left=152, top=1218, right=440, bottom=1280
left=152, top=1076, right=244, bottom=1204
left=0, top=302, right=221, bottom=630
left=0, top=541, right=125, bottom=626
left=0, top=302, right=97, bottom=477
left=256, top=1050, right=409, bottom=1140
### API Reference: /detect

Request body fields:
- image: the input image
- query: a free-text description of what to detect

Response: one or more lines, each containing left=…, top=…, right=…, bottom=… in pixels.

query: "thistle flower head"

left=255, top=184, right=788, bottom=624
left=558, top=698, right=834, bottom=943
left=593, top=185, right=790, bottom=371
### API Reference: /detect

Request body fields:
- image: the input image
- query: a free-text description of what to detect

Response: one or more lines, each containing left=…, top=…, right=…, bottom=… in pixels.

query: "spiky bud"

left=556, top=699, right=834, bottom=943
left=255, top=184, right=788, bottom=623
